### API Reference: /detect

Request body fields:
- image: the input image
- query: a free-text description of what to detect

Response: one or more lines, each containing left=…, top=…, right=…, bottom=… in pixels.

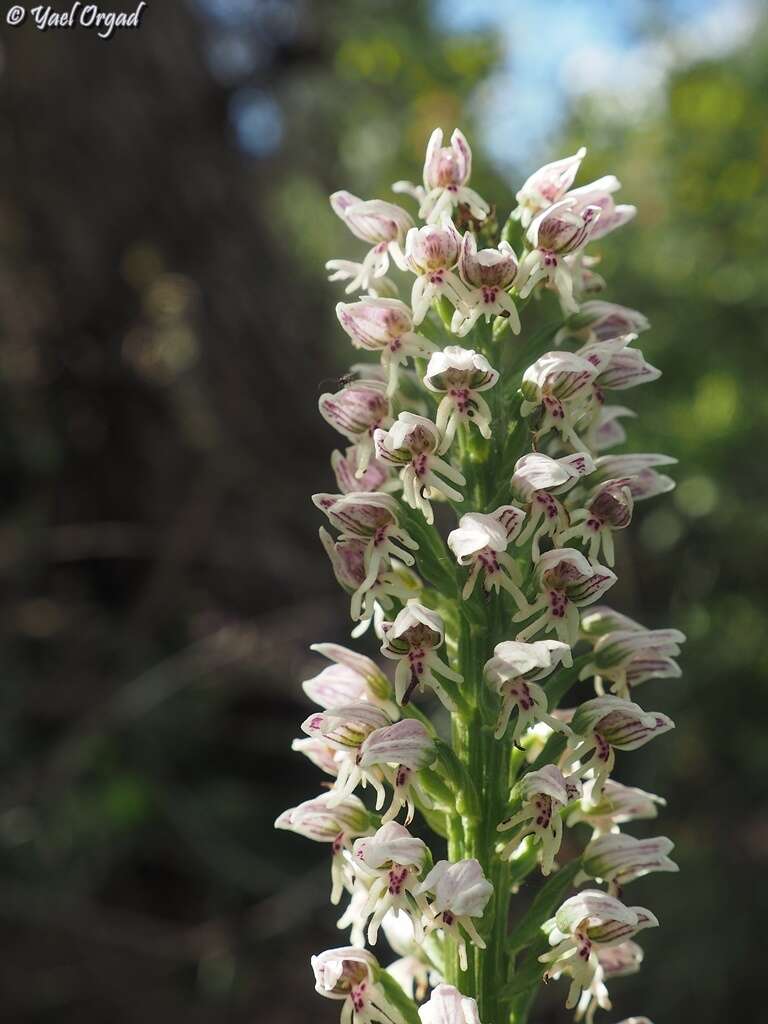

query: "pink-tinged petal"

left=458, top=232, right=518, bottom=289
left=331, top=447, right=391, bottom=493
left=589, top=202, right=637, bottom=240
left=601, top=708, right=676, bottom=749
left=302, top=664, right=368, bottom=708
left=314, top=491, right=399, bottom=537
left=405, top=219, right=462, bottom=272
left=357, top=718, right=436, bottom=770
left=319, top=528, right=367, bottom=591
left=291, top=737, right=340, bottom=776
left=275, top=792, right=370, bottom=842
left=450, top=129, right=472, bottom=183
left=522, top=351, right=597, bottom=401
left=485, top=639, right=572, bottom=684
left=573, top=300, right=649, bottom=342
left=336, top=297, right=414, bottom=350
left=448, top=513, right=508, bottom=563
left=582, top=834, right=678, bottom=885
left=419, top=983, right=482, bottom=1024
left=516, top=147, right=587, bottom=216
left=302, top=700, right=392, bottom=750
left=423, top=127, right=444, bottom=189
left=552, top=890, right=653, bottom=944
left=588, top=480, right=634, bottom=529
left=319, top=380, right=390, bottom=441
left=529, top=200, right=601, bottom=255
left=353, top=821, right=429, bottom=869
left=424, top=345, right=499, bottom=393
left=419, top=858, right=493, bottom=918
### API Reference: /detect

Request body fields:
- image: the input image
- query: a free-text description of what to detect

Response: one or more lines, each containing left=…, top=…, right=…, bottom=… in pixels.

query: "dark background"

left=0, top=1, right=765, bottom=1021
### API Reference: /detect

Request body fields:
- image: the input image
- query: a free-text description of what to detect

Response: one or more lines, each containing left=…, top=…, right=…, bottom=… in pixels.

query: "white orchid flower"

left=423, top=346, right=499, bottom=452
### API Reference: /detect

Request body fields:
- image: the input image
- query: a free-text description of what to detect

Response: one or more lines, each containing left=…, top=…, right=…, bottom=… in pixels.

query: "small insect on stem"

left=318, top=373, right=356, bottom=393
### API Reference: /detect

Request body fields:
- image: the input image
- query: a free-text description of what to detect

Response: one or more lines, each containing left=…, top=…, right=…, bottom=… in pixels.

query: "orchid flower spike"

left=452, top=232, right=520, bottom=336
left=514, top=548, right=617, bottom=646
left=539, top=890, right=658, bottom=1010
left=577, top=833, right=679, bottom=896
left=330, top=191, right=413, bottom=293
left=311, top=946, right=407, bottom=1024
left=513, top=147, right=587, bottom=228
left=564, top=695, right=675, bottom=797
left=417, top=859, right=493, bottom=972
left=319, top=379, right=392, bottom=477
left=579, top=618, right=686, bottom=698
left=395, top=128, right=489, bottom=225
left=483, top=640, right=572, bottom=742
left=497, top=765, right=582, bottom=874
left=336, top=298, right=438, bottom=395
left=374, top=412, right=466, bottom=524
left=404, top=217, right=468, bottom=324
left=423, top=346, right=500, bottom=453
left=574, top=941, right=644, bottom=1024
left=517, top=199, right=603, bottom=313
left=287, top=130, right=678, bottom=1024
left=511, top=451, right=595, bottom=561
left=566, top=777, right=666, bottom=837
left=520, top=351, right=597, bottom=450
left=418, top=983, right=483, bottom=1024
left=275, top=792, right=373, bottom=904
left=380, top=601, right=463, bottom=711
left=448, top=506, right=527, bottom=602
left=349, top=821, right=432, bottom=945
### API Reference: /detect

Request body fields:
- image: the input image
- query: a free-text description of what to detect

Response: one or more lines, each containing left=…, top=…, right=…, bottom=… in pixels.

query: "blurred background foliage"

left=0, top=0, right=764, bottom=1021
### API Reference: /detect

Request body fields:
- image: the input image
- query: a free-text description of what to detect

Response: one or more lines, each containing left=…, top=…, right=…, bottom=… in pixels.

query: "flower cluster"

left=277, top=129, right=681, bottom=1024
